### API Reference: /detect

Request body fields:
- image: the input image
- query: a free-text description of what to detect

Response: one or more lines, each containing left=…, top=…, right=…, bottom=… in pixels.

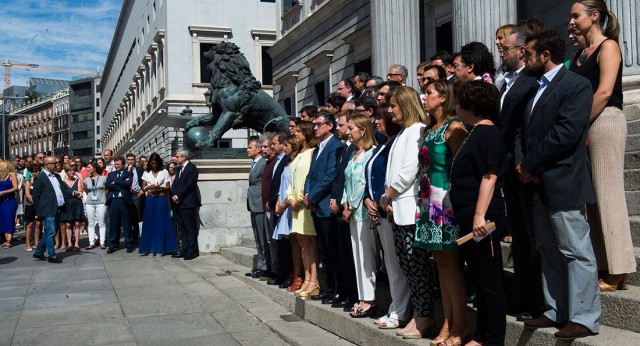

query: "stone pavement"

left=0, top=238, right=354, bottom=346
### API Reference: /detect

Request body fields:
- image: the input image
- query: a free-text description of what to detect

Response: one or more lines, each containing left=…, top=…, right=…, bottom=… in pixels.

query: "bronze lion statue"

left=185, top=42, right=289, bottom=148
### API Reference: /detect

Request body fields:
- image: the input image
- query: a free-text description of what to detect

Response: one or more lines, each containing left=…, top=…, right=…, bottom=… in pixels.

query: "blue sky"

left=0, top=0, right=123, bottom=88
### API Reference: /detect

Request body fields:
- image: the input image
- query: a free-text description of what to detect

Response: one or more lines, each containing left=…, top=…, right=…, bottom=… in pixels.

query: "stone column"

left=452, top=0, right=516, bottom=64
left=370, top=0, right=421, bottom=89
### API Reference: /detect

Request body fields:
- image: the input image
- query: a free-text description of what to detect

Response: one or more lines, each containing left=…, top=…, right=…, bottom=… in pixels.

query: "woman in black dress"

left=61, top=163, right=85, bottom=251
left=450, top=81, right=507, bottom=346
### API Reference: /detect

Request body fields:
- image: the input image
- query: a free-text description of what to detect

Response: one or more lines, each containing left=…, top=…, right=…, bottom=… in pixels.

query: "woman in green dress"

left=415, top=80, right=469, bottom=346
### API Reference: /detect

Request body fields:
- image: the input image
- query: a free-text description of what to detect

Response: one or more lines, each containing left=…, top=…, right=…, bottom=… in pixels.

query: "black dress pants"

left=108, top=199, right=132, bottom=249
left=337, top=218, right=358, bottom=301
left=312, top=214, right=340, bottom=294
left=458, top=213, right=507, bottom=346
left=177, top=207, right=199, bottom=257
left=503, top=174, right=544, bottom=315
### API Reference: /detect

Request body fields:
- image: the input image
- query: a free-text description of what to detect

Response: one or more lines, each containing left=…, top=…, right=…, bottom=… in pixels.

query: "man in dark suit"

left=326, top=111, right=358, bottom=308
left=303, top=111, right=344, bottom=301
left=496, top=26, right=545, bottom=322
left=105, top=157, right=134, bottom=253
left=126, top=153, right=145, bottom=244
left=266, top=133, right=293, bottom=287
left=171, top=148, right=202, bottom=260
left=32, top=157, right=81, bottom=263
left=517, top=30, right=600, bottom=340
left=246, top=139, right=269, bottom=277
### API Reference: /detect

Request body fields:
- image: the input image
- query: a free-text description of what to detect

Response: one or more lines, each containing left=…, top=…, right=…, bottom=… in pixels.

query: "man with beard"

left=518, top=30, right=600, bottom=340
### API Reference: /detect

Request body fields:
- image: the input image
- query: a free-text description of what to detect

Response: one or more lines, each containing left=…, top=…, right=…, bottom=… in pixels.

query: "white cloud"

left=0, top=0, right=122, bottom=87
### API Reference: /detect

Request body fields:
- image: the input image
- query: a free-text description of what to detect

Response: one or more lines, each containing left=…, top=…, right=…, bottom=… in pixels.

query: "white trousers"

left=86, top=204, right=107, bottom=245
left=378, top=217, right=411, bottom=321
left=350, top=219, right=377, bottom=301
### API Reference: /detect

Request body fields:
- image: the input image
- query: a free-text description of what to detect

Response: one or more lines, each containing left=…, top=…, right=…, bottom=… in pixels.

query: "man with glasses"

left=303, top=111, right=345, bottom=301
left=386, top=64, right=407, bottom=85
left=421, top=65, right=446, bottom=86
left=497, top=26, right=544, bottom=323
left=32, top=157, right=81, bottom=263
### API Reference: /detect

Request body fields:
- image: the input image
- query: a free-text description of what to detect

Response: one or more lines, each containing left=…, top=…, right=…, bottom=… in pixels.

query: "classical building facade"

left=270, top=0, right=639, bottom=119
left=100, top=0, right=277, bottom=160
left=8, top=89, right=70, bottom=157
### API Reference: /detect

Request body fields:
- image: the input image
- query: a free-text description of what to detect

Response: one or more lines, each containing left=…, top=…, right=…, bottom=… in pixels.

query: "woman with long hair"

left=568, top=0, right=636, bottom=292
left=0, top=160, right=19, bottom=248
left=416, top=80, right=469, bottom=345
left=451, top=81, right=507, bottom=346
left=286, top=121, right=319, bottom=300
left=139, top=153, right=177, bottom=256
left=379, top=86, right=434, bottom=339
left=61, top=163, right=84, bottom=251
left=84, top=160, right=108, bottom=249
left=341, top=114, right=377, bottom=317
left=274, top=135, right=296, bottom=286
left=24, top=163, right=42, bottom=252
left=363, top=104, right=411, bottom=329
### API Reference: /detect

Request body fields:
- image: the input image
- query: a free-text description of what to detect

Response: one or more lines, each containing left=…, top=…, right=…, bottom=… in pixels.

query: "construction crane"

left=2, top=60, right=39, bottom=89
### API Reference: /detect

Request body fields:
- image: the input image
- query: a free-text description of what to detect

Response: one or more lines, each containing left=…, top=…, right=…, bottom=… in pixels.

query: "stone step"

left=624, top=151, right=640, bottom=169
left=625, top=169, right=640, bottom=191
left=218, top=247, right=640, bottom=345
left=627, top=191, right=640, bottom=215
left=241, top=235, right=256, bottom=249
left=627, top=152, right=640, bottom=170
left=632, top=216, right=640, bottom=247
left=628, top=134, right=640, bottom=153
left=629, top=119, right=640, bottom=136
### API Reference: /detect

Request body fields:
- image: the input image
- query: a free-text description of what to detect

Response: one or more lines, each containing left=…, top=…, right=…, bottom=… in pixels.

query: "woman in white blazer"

left=380, top=86, right=435, bottom=339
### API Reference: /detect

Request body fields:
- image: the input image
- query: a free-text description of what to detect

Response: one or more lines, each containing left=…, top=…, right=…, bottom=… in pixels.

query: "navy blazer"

left=32, top=172, right=75, bottom=218
left=268, top=154, right=291, bottom=210
left=304, top=135, right=344, bottom=218
left=363, top=136, right=395, bottom=218
left=171, top=161, right=202, bottom=209
left=516, top=67, right=596, bottom=210
left=105, top=169, right=133, bottom=205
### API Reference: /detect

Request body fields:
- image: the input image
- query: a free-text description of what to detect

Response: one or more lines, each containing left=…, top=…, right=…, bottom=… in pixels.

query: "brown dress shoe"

left=523, top=314, right=560, bottom=329
left=554, top=322, right=596, bottom=340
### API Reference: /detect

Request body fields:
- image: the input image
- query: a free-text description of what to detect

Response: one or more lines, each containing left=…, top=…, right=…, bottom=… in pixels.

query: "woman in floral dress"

left=414, top=80, right=469, bottom=346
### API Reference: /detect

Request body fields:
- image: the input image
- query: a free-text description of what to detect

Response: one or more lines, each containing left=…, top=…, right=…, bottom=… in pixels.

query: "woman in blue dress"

left=0, top=160, right=19, bottom=248
left=139, top=153, right=177, bottom=256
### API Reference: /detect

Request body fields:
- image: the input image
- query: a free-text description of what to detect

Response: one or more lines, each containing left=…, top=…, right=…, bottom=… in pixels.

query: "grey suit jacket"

left=247, top=157, right=266, bottom=212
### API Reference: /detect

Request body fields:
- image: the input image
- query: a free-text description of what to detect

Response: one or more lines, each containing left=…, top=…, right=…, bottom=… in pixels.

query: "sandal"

left=350, top=301, right=377, bottom=318
left=298, top=282, right=320, bottom=301
left=378, top=316, right=400, bottom=329
left=25, top=247, right=33, bottom=252
left=2, top=242, right=12, bottom=248
left=86, top=244, right=96, bottom=250
left=430, top=332, right=449, bottom=346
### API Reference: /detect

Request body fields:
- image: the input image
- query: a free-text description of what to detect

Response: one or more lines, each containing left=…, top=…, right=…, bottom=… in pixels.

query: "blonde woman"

left=379, top=86, right=433, bottom=339
left=341, top=114, right=377, bottom=317
left=0, top=160, right=19, bottom=248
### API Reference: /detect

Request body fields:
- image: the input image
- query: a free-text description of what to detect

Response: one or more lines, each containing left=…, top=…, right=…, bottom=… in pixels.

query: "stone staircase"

left=218, top=117, right=640, bottom=345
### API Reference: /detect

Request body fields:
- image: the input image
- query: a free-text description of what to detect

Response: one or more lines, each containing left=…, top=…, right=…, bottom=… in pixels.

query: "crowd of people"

left=242, top=1, right=635, bottom=345
left=0, top=1, right=633, bottom=345
left=2, top=147, right=201, bottom=263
